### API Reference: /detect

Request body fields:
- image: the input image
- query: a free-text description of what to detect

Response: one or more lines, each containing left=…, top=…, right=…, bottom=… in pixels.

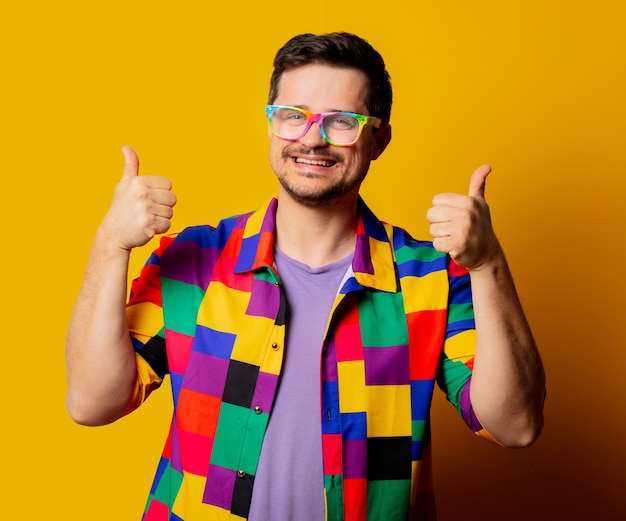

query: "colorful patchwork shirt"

left=125, top=197, right=494, bottom=521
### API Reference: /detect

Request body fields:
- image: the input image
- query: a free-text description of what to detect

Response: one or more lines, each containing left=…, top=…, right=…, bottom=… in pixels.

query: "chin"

left=279, top=179, right=349, bottom=208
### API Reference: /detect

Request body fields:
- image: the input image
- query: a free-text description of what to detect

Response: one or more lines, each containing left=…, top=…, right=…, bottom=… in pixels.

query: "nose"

left=299, top=120, right=328, bottom=148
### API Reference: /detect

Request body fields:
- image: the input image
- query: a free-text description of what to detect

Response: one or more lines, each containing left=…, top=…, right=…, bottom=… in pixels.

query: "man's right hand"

left=66, top=146, right=177, bottom=425
left=100, top=146, right=177, bottom=251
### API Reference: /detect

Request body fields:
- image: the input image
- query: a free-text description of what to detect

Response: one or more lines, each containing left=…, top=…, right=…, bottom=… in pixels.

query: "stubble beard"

left=274, top=146, right=365, bottom=209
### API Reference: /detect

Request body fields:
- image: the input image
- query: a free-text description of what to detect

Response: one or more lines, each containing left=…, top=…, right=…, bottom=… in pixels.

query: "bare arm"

left=65, top=147, right=176, bottom=426
left=428, top=165, right=545, bottom=447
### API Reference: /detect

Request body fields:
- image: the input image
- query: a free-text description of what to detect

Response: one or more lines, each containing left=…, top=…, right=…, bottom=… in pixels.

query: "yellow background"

left=2, top=1, right=625, bottom=519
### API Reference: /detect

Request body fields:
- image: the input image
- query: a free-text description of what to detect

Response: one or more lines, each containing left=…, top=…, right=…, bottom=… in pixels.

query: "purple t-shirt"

left=247, top=248, right=352, bottom=521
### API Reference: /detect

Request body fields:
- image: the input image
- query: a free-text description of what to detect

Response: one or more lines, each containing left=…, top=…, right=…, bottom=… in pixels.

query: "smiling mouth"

left=294, top=157, right=336, bottom=168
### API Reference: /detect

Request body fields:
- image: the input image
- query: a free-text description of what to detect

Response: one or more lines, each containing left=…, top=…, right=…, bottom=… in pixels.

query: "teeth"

left=295, top=157, right=334, bottom=167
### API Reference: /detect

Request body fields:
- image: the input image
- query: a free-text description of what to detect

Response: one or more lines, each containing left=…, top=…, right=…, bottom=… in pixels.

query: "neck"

left=275, top=191, right=358, bottom=269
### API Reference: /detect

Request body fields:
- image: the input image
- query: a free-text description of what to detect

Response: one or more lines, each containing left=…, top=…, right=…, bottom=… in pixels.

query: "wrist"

left=93, top=225, right=134, bottom=259
left=466, top=243, right=506, bottom=274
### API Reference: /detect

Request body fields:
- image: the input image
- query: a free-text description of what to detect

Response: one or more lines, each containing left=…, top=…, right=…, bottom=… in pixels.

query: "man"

left=66, top=32, right=545, bottom=521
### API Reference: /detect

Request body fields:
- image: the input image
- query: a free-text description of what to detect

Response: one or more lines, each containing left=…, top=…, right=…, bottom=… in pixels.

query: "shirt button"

left=237, top=470, right=246, bottom=478
left=253, top=406, right=262, bottom=414
left=271, top=342, right=279, bottom=350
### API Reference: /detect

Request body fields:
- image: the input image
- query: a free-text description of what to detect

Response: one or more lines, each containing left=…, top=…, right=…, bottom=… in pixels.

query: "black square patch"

left=367, top=436, right=412, bottom=480
left=231, top=472, right=255, bottom=518
left=222, top=360, right=259, bottom=408
left=137, top=335, right=168, bottom=379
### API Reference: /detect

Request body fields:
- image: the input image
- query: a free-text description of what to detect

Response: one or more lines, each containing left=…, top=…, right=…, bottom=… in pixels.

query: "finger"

left=151, top=188, right=177, bottom=208
left=121, top=146, right=140, bottom=179
left=432, top=236, right=456, bottom=257
left=429, top=221, right=455, bottom=238
left=431, top=192, right=471, bottom=208
left=468, top=164, right=491, bottom=199
left=152, top=203, right=175, bottom=220
left=427, top=204, right=459, bottom=224
left=151, top=215, right=173, bottom=235
left=144, top=175, right=174, bottom=192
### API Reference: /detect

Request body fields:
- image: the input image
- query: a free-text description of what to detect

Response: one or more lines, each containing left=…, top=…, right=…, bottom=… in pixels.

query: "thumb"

left=468, top=164, right=491, bottom=199
left=121, top=146, right=139, bottom=179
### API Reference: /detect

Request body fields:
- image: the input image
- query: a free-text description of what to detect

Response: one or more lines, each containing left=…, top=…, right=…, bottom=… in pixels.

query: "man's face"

left=268, top=63, right=391, bottom=208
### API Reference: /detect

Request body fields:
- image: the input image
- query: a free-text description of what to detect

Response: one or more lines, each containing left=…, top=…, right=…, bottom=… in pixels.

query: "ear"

left=370, top=123, right=392, bottom=160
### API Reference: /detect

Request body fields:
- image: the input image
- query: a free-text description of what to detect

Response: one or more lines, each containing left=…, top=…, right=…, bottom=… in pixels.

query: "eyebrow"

left=290, top=105, right=359, bottom=114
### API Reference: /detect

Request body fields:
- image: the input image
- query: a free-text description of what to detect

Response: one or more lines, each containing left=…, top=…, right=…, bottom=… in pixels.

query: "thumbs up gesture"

left=426, top=165, right=501, bottom=270
left=100, top=146, right=177, bottom=251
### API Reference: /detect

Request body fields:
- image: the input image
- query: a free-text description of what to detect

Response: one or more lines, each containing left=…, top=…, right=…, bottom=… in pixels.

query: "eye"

left=326, top=115, right=358, bottom=130
left=276, top=109, right=307, bottom=124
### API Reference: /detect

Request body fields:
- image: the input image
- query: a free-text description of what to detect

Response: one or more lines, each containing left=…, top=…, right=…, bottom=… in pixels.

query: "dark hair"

left=268, top=32, right=392, bottom=124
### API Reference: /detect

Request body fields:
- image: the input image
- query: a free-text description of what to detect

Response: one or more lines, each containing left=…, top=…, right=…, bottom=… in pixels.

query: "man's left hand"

left=426, top=165, right=502, bottom=270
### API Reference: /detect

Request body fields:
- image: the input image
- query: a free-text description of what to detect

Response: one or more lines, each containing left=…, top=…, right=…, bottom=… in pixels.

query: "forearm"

left=65, top=229, right=138, bottom=426
left=468, top=250, right=545, bottom=447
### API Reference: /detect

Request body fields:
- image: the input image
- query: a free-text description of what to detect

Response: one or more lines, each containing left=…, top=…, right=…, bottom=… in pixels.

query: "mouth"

left=294, top=157, right=337, bottom=168
left=283, top=145, right=343, bottom=170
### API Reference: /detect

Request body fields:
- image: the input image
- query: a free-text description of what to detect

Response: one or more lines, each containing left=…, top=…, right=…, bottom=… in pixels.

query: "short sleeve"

left=123, top=234, right=176, bottom=414
left=436, top=259, right=500, bottom=444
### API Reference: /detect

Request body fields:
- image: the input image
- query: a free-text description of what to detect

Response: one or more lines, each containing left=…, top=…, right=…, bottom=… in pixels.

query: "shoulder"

left=164, top=210, right=254, bottom=251
left=156, top=211, right=256, bottom=283
left=359, top=198, right=437, bottom=257
left=384, top=224, right=461, bottom=282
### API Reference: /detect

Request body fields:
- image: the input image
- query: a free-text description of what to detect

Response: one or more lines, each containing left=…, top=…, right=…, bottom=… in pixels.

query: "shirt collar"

left=234, top=197, right=399, bottom=293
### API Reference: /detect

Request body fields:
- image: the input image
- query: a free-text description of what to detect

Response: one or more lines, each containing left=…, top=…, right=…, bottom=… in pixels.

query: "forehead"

left=274, top=63, right=369, bottom=113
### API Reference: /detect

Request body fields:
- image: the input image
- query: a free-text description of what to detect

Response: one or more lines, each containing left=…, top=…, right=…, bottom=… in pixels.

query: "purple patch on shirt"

left=322, top=338, right=339, bottom=381
left=182, top=351, right=229, bottom=397
left=162, top=240, right=220, bottom=289
left=251, top=371, right=279, bottom=413
left=169, top=422, right=183, bottom=473
left=247, top=278, right=280, bottom=319
left=353, top=234, right=374, bottom=275
left=459, top=376, right=482, bottom=432
left=203, top=465, right=236, bottom=510
left=259, top=198, right=278, bottom=233
left=343, top=438, right=368, bottom=478
left=363, top=345, right=411, bottom=385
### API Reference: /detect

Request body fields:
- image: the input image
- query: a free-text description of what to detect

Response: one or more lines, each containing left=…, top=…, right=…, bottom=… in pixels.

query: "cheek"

left=353, top=138, right=375, bottom=162
left=268, top=141, right=290, bottom=172
left=350, top=145, right=374, bottom=167
left=268, top=140, right=283, bottom=160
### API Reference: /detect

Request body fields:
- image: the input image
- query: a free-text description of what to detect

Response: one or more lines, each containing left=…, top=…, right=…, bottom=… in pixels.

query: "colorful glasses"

left=266, top=105, right=381, bottom=146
